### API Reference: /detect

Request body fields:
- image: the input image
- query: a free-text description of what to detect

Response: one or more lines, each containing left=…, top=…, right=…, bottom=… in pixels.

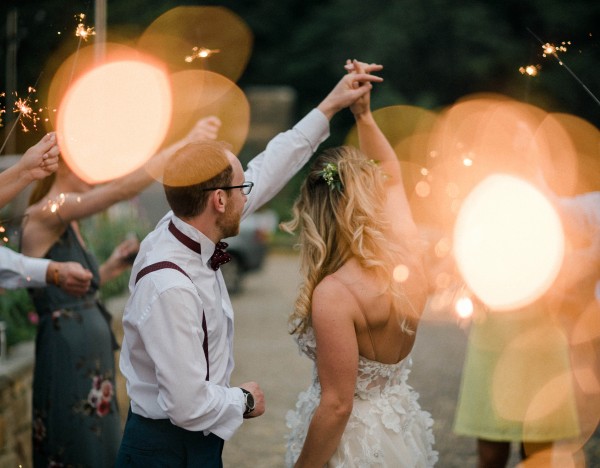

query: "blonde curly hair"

left=281, top=145, right=427, bottom=335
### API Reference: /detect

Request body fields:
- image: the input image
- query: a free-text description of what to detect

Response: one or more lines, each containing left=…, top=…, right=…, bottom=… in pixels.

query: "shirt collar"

left=169, top=215, right=217, bottom=267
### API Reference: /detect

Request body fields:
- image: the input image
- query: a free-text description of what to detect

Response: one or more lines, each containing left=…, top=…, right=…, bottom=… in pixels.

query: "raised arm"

left=242, top=66, right=384, bottom=217
left=348, top=59, right=418, bottom=237
left=0, top=133, right=59, bottom=209
left=34, top=116, right=222, bottom=225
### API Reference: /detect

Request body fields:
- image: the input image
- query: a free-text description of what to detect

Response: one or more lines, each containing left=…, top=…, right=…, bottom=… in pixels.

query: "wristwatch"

left=240, top=388, right=255, bottom=415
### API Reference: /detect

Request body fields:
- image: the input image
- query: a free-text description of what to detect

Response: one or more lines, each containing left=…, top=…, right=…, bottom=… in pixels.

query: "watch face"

left=246, top=392, right=255, bottom=410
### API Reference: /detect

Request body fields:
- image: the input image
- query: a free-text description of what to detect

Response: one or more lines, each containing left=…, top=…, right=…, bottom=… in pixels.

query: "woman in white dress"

left=282, top=60, right=438, bottom=467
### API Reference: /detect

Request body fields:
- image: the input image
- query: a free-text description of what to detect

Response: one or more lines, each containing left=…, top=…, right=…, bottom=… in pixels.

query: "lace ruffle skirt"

left=285, top=382, right=438, bottom=467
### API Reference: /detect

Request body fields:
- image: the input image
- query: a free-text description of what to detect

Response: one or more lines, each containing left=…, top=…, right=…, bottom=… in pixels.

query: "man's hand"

left=48, top=261, right=93, bottom=296
left=317, top=61, right=383, bottom=120
left=239, top=381, right=265, bottom=419
left=345, top=59, right=379, bottom=117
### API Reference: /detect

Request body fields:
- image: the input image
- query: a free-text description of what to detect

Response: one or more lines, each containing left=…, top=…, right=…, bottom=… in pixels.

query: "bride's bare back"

left=322, top=257, right=426, bottom=365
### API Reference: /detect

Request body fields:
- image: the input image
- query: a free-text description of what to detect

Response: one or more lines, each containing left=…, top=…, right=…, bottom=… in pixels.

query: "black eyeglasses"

left=201, top=181, right=254, bottom=195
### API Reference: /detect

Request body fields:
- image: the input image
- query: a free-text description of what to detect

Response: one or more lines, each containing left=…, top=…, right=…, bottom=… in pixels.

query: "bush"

left=0, top=288, right=37, bottom=348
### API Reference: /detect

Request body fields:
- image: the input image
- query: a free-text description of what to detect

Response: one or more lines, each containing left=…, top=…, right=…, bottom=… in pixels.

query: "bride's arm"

left=294, top=277, right=358, bottom=468
left=349, top=60, right=419, bottom=238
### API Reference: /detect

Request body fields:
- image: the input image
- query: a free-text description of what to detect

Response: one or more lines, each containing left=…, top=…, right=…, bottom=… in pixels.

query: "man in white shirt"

left=0, top=132, right=92, bottom=295
left=117, top=67, right=383, bottom=466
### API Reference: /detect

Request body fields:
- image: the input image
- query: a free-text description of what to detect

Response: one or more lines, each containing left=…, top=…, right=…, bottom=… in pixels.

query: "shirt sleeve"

left=0, top=247, right=49, bottom=289
left=242, top=108, right=330, bottom=217
left=138, top=286, right=245, bottom=440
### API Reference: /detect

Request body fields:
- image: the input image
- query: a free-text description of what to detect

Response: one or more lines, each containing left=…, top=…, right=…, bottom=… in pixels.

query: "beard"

left=217, top=203, right=242, bottom=239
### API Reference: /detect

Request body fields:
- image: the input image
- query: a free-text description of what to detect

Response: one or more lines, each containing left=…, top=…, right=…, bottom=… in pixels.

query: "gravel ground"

left=109, top=251, right=600, bottom=467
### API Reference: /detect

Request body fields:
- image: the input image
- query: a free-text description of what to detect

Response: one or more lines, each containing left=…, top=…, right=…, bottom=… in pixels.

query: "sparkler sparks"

left=75, top=13, right=95, bottom=42
left=12, top=88, right=42, bottom=132
left=526, top=28, right=600, bottom=107
left=185, top=47, right=221, bottom=63
left=519, top=64, right=541, bottom=77
left=42, top=193, right=81, bottom=214
left=542, top=42, right=569, bottom=57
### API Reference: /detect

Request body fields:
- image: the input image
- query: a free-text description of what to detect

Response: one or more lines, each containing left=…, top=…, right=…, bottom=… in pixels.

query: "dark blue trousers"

left=115, top=409, right=224, bottom=468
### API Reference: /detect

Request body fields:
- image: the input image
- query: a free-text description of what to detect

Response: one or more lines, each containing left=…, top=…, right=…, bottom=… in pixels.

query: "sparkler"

left=185, top=47, right=220, bottom=63
left=527, top=28, right=600, bottom=108
left=75, top=13, right=95, bottom=42
left=0, top=83, right=42, bottom=154
left=42, top=193, right=81, bottom=214
left=519, top=64, right=541, bottom=77
left=0, top=93, right=5, bottom=127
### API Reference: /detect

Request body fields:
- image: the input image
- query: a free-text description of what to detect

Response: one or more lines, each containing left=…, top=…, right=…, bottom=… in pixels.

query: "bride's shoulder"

left=312, top=272, right=360, bottom=315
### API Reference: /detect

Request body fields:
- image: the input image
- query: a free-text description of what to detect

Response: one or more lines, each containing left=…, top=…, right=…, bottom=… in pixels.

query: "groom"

left=116, top=65, right=383, bottom=467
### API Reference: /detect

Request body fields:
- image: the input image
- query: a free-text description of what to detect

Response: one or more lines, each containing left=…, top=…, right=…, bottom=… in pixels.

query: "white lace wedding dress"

left=285, top=327, right=438, bottom=467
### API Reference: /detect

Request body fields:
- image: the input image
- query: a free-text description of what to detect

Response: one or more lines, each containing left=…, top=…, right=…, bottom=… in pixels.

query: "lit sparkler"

left=75, top=13, right=95, bottom=42
left=519, top=64, right=541, bottom=77
left=185, top=47, right=221, bottom=63
left=42, top=193, right=83, bottom=214
left=527, top=28, right=600, bottom=107
left=0, top=83, right=42, bottom=153
left=13, top=87, right=42, bottom=132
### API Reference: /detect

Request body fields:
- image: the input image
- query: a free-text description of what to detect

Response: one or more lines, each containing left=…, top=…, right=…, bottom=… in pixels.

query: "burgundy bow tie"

left=210, top=242, right=231, bottom=271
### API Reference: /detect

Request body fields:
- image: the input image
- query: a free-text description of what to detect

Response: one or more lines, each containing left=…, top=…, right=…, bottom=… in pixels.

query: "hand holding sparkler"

left=0, top=132, right=60, bottom=209
left=20, top=132, right=60, bottom=180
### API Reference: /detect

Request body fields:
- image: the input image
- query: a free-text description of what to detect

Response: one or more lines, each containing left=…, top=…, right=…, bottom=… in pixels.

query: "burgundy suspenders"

left=135, top=261, right=210, bottom=381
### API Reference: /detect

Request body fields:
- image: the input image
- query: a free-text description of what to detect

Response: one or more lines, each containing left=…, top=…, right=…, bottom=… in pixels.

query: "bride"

left=282, top=60, right=438, bottom=467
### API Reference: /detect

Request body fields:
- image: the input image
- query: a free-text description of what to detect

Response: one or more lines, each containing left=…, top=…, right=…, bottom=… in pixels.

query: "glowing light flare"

left=138, top=6, right=253, bottom=82
left=392, top=264, right=410, bottom=282
left=455, top=296, right=474, bottom=319
left=147, top=69, right=249, bottom=184
left=185, top=47, right=221, bottom=63
left=453, top=174, right=564, bottom=311
left=491, top=324, right=575, bottom=426
left=56, top=59, right=172, bottom=184
left=415, top=180, right=431, bottom=198
left=344, top=105, right=437, bottom=169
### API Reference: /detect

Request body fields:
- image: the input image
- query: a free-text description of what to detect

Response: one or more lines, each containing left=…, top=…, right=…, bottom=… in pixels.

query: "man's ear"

left=211, top=189, right=227, bottom=214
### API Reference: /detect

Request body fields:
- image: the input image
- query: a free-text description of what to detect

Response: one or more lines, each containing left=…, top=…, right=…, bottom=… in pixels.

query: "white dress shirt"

left=120, top=108, right=329, bottom=440
left=0, top=246, right=49, bottom=289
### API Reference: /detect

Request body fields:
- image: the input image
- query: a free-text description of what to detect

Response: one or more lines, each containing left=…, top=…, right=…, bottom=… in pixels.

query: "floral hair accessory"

left=318, top=162, right=342, bottom=192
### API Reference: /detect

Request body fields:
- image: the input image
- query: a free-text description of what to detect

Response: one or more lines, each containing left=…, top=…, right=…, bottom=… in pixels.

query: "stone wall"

left=0, top=341, right=34, bottom=468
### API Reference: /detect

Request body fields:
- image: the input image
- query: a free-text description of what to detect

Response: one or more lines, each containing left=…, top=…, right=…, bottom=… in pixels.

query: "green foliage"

left=81, top=206, right=152, bottom=301
left=0, top=287, right=36, bottom=348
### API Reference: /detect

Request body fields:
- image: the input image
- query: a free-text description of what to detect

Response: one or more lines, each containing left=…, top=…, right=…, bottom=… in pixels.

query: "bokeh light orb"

left=56, top=59, right=172, bottom=184
left=453, top=173, right=565, bottom=310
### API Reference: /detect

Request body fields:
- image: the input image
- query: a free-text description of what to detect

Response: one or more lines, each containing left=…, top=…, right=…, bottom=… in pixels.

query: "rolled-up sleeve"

left=139, top=286, right=244, bottom=440
left=0, top=247, right=49, bottom=289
